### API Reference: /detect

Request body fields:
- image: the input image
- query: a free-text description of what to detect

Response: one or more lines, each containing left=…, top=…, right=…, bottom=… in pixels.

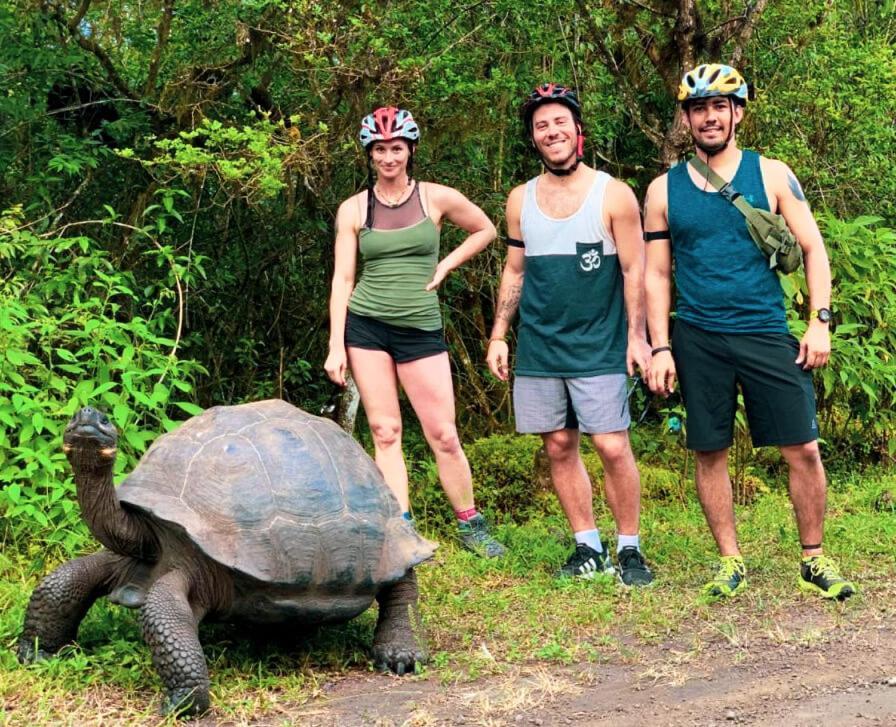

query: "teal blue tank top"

left=668, top=150, right=788, bottom=333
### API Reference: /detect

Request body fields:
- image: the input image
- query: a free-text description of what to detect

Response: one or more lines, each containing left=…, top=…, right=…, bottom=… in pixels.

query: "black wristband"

left=651, top=346, right=672, bottom=356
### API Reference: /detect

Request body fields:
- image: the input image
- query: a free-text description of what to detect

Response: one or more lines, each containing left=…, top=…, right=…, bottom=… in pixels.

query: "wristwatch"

left=810, top=307, right=832, bottom=323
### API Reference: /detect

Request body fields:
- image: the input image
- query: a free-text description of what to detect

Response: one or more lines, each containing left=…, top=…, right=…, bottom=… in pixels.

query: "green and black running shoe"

left=457, top=514, right=506, bottom=558
left=702, top=555, right=746, bottom=599
left=617, top=546, right=654, bottom=587
left=799, top=555, right=855, bottom=600
left=558, top=543, right=615, bottom=580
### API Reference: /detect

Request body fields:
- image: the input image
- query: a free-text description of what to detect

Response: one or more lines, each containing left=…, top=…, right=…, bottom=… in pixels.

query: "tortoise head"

left=63, top=407, right=118, bottom=463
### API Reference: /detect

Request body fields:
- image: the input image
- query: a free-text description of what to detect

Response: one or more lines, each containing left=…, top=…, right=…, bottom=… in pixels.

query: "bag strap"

left=688, top=155, right=791, bottom=270
left=688, top=155, right=757, bottom=220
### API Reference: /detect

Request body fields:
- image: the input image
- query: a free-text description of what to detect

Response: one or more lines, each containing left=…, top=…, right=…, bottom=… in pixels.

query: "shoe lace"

left=567, top=543, right=597, bottom=568
left=618, top=547, right=645, bottom=570
left=714, top=557, right=744, bottom=581
left=806, top=555, right=842, bottom=580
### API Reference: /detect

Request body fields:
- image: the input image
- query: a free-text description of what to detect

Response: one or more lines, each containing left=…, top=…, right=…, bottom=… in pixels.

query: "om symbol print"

left=580, top=248, right=601, bottom=272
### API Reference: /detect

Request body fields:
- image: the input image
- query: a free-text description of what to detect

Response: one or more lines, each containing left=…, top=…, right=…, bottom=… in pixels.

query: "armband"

left=644, top=230, right=671, bottom=242
left=506, top=237, right=525, bottom=248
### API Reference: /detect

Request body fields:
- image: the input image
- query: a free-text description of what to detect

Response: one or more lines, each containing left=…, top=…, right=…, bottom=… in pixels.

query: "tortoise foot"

left=161, top=687, right=210, bottom=718
left=371, top=641, right=425, bottom=676
left=17, top=640, right=54, bottom=665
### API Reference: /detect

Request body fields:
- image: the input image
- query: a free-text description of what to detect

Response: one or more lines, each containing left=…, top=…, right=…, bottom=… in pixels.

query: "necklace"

left=375, top=180, right=412, bottom=208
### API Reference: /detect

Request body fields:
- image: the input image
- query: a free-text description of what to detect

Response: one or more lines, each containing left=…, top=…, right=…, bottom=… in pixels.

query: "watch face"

left=817, top=308, right=832, bottom=323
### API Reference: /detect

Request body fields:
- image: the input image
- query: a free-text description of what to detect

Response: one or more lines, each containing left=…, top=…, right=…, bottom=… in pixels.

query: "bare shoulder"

left=645, top=172, right=669, bottom=196
left=506, top=183, right=526, bottom=215
left=507, top=183, right=527, bottom=204
left=759, top=156, right=806, bottom=201
left=336, top=192, right=364, bottom=232
left=422, top=181, right=464, bottom=203
left=759, top=155, right=790, bottom=181
left=644, top=172, right=669, bottom=212
left=605, top=177, right=638, bottom=206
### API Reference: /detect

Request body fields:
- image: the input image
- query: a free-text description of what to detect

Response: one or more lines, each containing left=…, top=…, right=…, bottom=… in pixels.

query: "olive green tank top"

left=348, top=183, right=442, bottom=330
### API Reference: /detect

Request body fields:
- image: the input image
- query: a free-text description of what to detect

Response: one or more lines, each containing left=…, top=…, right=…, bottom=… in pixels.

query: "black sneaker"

left=799, top=555, right=856, bottom=600
left=617, top=546, right=654, bottom=587
left=558, top=543, right=615, bottom=580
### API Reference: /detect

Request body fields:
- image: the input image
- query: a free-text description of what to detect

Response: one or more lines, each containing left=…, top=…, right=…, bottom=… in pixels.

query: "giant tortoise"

left=18, top=399, right=436, bottom=716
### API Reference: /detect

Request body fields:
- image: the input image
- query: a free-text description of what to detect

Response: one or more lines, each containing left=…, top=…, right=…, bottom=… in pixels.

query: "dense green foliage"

left=1, top=1, right=895, bottom=546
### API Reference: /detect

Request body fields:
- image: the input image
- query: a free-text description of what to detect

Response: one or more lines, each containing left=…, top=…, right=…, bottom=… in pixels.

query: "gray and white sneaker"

left=558, top=543, right=615, bottom=579
left=457, top=514, right=506, bottom=558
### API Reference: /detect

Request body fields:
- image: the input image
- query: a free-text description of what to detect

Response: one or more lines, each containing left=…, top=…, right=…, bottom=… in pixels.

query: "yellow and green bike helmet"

left=678, top=64, right=749, bottom=105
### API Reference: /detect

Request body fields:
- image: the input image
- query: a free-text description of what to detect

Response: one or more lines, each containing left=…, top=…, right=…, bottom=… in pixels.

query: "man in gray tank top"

left=487, top=84, right=654, bottom=586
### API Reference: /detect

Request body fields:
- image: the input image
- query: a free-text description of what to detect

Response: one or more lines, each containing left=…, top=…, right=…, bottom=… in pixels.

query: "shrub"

left=0, top=207, right=204, bottom=555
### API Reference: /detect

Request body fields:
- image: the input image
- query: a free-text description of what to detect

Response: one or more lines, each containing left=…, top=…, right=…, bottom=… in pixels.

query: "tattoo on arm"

left=787, top=171, right=806, bottom=202
left=496, top=282, right=523, bottom=323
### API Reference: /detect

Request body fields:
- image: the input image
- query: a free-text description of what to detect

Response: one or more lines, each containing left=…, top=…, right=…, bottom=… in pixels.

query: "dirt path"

left=285, top=621, right=896, bottom=726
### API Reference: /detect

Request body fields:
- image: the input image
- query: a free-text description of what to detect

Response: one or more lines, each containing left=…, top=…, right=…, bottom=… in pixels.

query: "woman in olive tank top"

left=324, top=107, right=505, bottom=558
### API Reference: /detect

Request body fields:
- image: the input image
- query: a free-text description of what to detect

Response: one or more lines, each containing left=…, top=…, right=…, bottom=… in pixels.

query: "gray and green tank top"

left=348, top=183, right=442, bottom=331
left=516, top=171, right=627, bottom=377
left=668, top=150, right=787, bottom=333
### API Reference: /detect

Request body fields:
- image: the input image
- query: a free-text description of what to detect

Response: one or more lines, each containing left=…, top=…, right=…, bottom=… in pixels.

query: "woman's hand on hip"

left=425, top=260, right=451, bottom=291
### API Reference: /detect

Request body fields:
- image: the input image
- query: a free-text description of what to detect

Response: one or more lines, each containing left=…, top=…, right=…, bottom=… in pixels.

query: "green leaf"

left=174, top=401, right=204, bottom=416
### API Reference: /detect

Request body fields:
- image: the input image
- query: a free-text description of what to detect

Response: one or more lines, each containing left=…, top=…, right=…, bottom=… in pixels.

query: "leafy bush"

left=0, top=206, right=204, bottom=554
left=780, top=214, right=896, bottom=463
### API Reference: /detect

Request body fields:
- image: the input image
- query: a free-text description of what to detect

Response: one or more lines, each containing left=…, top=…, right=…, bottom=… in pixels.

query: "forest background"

left=1, top=1, right=896, bottom=722
left=3, top=0, right=895, bottom=542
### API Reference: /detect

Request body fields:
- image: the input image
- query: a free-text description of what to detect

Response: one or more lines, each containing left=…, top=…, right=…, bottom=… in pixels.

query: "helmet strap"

left=544, top=158, right=580, bottom=176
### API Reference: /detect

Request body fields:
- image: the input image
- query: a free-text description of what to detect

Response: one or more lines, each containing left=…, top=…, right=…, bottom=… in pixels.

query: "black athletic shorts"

left=672, top=319, right=819, bottom=451
left=345, top=310, right=448, bottom=364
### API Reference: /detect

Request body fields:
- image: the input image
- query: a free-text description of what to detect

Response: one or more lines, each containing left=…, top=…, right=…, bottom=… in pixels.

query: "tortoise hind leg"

left=18, top=550, right=124, bottom=663
left=372, top=568, right=427, bottom=676
left=140, top=569, right=210, bottom=716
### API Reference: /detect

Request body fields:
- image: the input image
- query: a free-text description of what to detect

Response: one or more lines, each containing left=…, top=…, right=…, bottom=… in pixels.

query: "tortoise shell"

left=117, top=400, right=435, bottom=588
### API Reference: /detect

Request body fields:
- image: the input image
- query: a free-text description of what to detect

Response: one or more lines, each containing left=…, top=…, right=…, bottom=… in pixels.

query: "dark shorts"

left=345, top=310, right=447, bottom=364
left=672, top=319, right=819, bottom=451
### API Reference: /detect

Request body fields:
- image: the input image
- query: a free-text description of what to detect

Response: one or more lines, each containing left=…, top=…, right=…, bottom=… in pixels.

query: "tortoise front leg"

left=140, top=569, right=210, bottom=717
left=372, top=568, right=427, bottom=676
left=18, top=550, right=123, bottom=663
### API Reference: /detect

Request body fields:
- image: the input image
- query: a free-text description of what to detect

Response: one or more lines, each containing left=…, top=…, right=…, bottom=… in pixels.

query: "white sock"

left=617, top=533, right=640, bottom=553
left=574, top=529, right=603, bottom=553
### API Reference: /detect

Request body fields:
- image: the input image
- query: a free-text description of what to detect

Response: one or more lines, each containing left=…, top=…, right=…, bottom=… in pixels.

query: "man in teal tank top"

left=487, top=84, right=655, bottom=587
left=643, top=64, right=855, bottom=601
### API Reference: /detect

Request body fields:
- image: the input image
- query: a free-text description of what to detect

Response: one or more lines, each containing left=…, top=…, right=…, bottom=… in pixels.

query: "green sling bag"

left=689, top=156, right=803, bottom=274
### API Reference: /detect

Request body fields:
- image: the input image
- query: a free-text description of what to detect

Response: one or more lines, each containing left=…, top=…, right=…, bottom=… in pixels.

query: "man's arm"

left=765, top=158, right=831, bottom=369
left=487, top=185, right=526, bottom=382
left=606, top=179, right=650, bottom=378
left=643, top=174, right=676, bottom=395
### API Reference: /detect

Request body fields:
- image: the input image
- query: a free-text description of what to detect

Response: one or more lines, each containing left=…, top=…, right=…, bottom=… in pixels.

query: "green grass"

left=1, top=469, right=894, bottom=724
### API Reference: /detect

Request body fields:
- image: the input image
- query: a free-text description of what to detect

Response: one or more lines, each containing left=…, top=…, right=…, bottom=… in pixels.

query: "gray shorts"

left=513, top=374, right=630, bottom=434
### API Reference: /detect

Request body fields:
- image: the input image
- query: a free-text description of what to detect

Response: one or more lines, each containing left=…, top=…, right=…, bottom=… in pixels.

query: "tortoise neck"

left=70, top=448, right=159, bottom=560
